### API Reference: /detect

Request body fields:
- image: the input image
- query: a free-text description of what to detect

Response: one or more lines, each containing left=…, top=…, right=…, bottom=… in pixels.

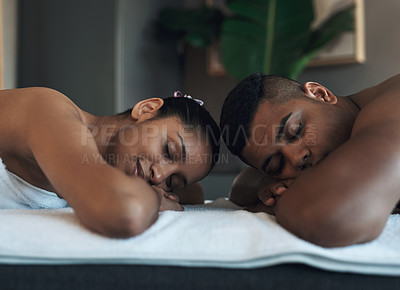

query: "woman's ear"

left=304, top=82, right=337, bottom=104
left=131, top=98, right=164, bottom=121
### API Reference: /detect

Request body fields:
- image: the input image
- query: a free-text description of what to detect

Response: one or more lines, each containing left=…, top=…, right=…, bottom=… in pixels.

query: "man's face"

left=241, top=98, right=354, bottom=179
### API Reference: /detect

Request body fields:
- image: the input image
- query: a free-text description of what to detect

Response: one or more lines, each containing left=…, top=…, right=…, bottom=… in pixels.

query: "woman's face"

left=108, top=116, right=213, bottom=193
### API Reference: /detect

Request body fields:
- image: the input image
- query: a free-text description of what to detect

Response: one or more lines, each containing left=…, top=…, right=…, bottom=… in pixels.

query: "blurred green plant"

left=158, top=0, right=354, bottom=80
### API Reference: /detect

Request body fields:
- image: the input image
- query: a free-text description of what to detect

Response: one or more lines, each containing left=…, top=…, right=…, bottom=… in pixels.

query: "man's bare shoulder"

left=351, top=74, right=400, bottom=136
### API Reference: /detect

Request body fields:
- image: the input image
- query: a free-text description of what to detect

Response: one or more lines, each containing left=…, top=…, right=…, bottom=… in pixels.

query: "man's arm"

left=26, top=88, right=161, bottom=238
left=276, top=86, right=400, bottom=247
left=229, top=167, right=265, bottom=207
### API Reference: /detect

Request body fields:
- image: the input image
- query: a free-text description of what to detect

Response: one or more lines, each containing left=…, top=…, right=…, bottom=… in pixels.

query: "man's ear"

left=304, top=82, right=337, bottom=104
left=131, top=98, right=164, bottom=121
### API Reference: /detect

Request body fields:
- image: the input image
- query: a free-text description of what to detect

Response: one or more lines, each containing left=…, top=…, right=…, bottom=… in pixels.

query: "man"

left=220, top=72, right=400, bottom=247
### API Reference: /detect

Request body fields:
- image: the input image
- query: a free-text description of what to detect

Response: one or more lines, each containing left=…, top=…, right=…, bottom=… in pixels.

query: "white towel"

left=0, top=198, right=400, bottom=276
left=0, top=157, right=68, bottom=209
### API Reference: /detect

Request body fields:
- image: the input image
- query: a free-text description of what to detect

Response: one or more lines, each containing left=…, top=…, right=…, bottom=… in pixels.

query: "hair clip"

left=173, top=91, right=204, bottom=106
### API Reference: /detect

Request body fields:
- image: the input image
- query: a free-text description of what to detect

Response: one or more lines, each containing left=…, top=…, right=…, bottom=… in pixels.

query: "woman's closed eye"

left=164, top=143, right=172, bottom=161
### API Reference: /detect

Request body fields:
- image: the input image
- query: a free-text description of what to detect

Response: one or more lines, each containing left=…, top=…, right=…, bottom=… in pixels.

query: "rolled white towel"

left=0, top=157, right=68, bottom=209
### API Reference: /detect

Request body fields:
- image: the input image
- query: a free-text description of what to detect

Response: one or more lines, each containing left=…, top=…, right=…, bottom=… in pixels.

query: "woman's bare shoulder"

left=0, top=87, right=86, bottom=154
left=0, top=87, right=82, bottom=117
left=1, top=87, right=87, bottom=124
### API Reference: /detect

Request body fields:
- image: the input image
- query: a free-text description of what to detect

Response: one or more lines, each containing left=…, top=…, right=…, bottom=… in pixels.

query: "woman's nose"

left=281, top=144, right=310, bottom=170
left=150, top=164, right=174, bottom=185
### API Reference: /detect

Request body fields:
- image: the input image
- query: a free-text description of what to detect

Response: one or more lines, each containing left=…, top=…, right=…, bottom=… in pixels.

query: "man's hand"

left=245, top=178, right=293, bottom=215
left=152, top=186, right=184, bottom=212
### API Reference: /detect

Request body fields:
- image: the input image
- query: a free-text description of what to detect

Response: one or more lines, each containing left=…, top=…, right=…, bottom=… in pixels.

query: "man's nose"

left=281, top=144, right=310, bottom=170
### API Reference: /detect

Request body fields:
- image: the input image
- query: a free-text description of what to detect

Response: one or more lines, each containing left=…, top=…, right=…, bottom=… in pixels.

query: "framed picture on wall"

left=308, top=0, right=365, bottom=66
left=206, top=0, right=366, bottom=76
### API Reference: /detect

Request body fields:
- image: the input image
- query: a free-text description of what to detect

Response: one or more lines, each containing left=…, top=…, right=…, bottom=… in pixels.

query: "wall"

left=18, top=0, right=184, bottom=115
left=117, top=0, right=184, bottom=112
left=18, top=0, right=116, bottom=115
left=298, top=0, right=400, bottom=95
left=2, top=0, right=18, bottom=89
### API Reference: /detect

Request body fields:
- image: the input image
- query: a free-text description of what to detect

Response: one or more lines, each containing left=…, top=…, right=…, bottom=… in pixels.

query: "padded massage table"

left=1, top=198, right=400, bottom=289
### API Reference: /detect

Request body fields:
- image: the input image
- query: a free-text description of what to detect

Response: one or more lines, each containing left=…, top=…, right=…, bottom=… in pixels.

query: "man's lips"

left=314, top=153, right=329, bottom=166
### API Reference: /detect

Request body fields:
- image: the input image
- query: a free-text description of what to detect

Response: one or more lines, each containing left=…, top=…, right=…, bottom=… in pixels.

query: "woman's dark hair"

left=119, top=97, right=220, bottom=170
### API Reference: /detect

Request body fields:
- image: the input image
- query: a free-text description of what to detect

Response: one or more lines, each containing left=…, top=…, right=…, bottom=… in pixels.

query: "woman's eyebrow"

left=276, top=113, right=292, bottom=141
left=176, top=133, right=188, bottom=187
left=177, top=133, right=186, bottom=163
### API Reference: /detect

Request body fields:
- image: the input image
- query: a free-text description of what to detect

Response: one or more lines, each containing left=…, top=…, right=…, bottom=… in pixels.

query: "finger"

left=274, top=186, right=287, bottom=196
left=166, top=193, right=179, bottom=203
left=159, top=197, right=184, bottom=212
left=152, top=186, right=168, bottom=198
left=258, top=188, right=273, bottom=204
left=264, top=197, right=276, bottom=206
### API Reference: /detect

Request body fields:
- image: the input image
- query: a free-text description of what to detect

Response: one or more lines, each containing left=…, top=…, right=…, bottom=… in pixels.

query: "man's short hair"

left=219, top=72, right=304, bottom=160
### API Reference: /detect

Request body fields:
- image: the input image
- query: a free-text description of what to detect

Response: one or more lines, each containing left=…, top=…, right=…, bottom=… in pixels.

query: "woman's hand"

left=152, top=186, right=184, bottom=212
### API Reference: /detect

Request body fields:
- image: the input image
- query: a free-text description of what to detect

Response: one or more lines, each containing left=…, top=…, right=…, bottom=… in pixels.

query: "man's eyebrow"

left=178, top=133, right=186, bottom=163
left=276, top=113, right=292, bottom=141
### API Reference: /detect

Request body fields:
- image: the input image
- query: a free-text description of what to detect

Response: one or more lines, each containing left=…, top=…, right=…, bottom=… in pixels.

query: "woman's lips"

left=133, top=159, right=146, bottom=180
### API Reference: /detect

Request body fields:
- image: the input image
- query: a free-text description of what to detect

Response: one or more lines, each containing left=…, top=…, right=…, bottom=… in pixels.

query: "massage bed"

left=1, top=198, right=400, bottom=289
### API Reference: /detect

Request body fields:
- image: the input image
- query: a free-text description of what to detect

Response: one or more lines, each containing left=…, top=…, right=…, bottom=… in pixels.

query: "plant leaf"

left=305, top=5, right=354, bottom=54
left=288, top=5, right=355, bottom=79
left=221, top=0, right=314, bottom=79
left=158, top=7, right=224, bottom=48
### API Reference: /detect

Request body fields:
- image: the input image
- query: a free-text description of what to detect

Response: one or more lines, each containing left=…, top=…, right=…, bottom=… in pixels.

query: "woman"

left=0, top=87, right=220, bottom=238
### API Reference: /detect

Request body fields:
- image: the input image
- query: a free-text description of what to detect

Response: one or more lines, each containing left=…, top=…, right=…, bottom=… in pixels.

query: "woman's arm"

left=26, top=89, right=161, bottom=238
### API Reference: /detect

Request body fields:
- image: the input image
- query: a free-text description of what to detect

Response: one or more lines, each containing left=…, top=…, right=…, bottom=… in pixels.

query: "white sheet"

left=1, top=198, right=400, bottom=276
